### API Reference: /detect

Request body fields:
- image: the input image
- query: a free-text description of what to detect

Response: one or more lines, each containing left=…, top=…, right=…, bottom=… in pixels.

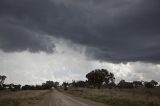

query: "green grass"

left=0, top=99, right=20, bottom=106
left=85, top=95, right=159, bottom=106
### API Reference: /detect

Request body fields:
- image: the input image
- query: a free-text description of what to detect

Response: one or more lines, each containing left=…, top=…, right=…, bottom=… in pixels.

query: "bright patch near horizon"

left=0, top=38, right=160, bottom=85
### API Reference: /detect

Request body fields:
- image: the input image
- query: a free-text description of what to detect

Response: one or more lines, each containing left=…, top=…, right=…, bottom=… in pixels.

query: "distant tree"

left=42, top=81, right=54, bottom=89
left=21, top=81, right=60, bottom=90
left=22, top=85, right=37, bottom=90
left=117, top=80, right=125, bottom=88
left=62, top=82, right=69, bottom=90
left=106, top=82, right=116, bottom=89
left=117, top=80, right=133, bottom=89
left=0, top=75, right=7, bottom=90
left=144, top=82, right=153, bottom=88
left=75, top=80, right=86, bottom=88
left=3, top=84, right=10, bottom=90
left=86, top=69, right=115, bottom=89
left=22, top=85, right=31, bottom=90
left=35, top=85, right=43, bottom=90
left=144, top=80, right=158, bottom=88
left=133, top=81, right=143, bottom=88
left=9, top=84, right=21, bottom=91
left=54, top=81, right=59, bottom=88
left=150, top=80, right=158, bottom=86
left=71, top=80, right=76, bottom=88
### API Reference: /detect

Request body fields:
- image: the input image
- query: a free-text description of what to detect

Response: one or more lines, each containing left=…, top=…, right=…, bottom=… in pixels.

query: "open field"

left=0, top=90, right=50, bottom=106
left=64, top=88, right=160, bottom=106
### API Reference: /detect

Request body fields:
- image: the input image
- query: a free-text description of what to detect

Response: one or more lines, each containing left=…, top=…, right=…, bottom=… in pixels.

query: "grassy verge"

left=84, top=95, right=158, bottom=106
left=0, top=90, right=50, bottom=106
left=0, top=99, right=19, bottom=106
left=64, top=88, right=160, bottom=106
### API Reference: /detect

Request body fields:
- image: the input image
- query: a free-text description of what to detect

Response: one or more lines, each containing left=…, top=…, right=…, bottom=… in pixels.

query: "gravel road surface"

left=36, top=90, right=106, bottom=106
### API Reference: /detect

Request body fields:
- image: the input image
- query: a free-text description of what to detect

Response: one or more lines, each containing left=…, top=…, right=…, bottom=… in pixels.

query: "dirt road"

left=36, top=90, right=106, bottom=106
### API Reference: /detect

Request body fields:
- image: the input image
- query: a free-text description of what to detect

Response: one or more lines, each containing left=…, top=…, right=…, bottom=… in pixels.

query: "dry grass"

left=0, top=90, right=50, bottom=106
left=65, top=88, right=160, bottom=106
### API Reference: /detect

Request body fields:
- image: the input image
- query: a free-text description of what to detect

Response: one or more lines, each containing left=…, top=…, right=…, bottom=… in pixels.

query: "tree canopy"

left=0, top=75, right=7, bottom=89
left=86, top=69, right=115, bottom=89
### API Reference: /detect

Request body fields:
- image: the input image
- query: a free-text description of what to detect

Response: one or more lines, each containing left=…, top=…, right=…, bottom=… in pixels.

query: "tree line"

left=0, top=75, right=59, bottom=91
left=65, top=69, right=159, bottom=89
left=0, top=69, right=159, bottom=91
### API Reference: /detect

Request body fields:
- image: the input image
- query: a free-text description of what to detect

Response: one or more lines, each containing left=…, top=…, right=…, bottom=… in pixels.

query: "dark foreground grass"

left=0, top=99, right=20, bottom=106
left=64, top=89, right=160, bottom=106
left=85, top=95, right=159, bottom=106
left=0, top=90, right=50, bottom=106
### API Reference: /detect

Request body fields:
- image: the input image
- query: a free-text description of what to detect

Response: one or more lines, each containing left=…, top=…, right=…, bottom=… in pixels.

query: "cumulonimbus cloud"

left=0, top=0, right=160, bottom=63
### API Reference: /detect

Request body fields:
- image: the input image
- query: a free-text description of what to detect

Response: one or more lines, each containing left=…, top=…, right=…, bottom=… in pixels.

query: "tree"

left=42, top=81, right=54, bottom=89
left=117, top=80, right=133, bottom=89
left=72, top=80, right=86, bottom=88
left=106, top=82, right=116, bottom=89
left=86, top=69, right=115, bottom=89
left=0, top=75, right=7, bottom=90
left=9, top=84, right=21, bottom=91
left=54, top=81, right=59, bottom=88
left=144, top=80, right=158, bottom=88
left=150, top=80, right=158, bottom=86
left=144, top=82, right=153, bottom=88
left=71, top=80, right=76, bottom=88
left=133, top=81, right=143, bottom=88
left=62, top=82, right=69, bottom=90
left=22, top=85, right=35, bottom=90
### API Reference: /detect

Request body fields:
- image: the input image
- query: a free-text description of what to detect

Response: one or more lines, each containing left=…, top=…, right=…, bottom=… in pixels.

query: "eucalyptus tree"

left=0, top=75, right=7, bottom=88
left=86, top=69, right=115, bottom=89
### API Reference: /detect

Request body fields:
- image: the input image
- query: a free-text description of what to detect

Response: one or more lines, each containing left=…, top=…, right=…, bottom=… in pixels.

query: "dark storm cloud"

left=0, top=0, right=160, bottom=62
left=0, top=24, right=54, bottom=52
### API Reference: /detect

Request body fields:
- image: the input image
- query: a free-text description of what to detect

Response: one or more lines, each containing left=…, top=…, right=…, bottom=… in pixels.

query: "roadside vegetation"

left=65, top=88, right=160, bottom=106
left=1, top=69, right=160, bottom=106
left=0, top=90, right=50, bottom=106
left=0, top=75, right=57, bottom=106
left=61, top=69, right=160, bottom=106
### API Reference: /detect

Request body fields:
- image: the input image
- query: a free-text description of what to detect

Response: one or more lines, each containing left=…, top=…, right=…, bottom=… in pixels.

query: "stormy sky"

left=0, top=0, right=160, bottom=85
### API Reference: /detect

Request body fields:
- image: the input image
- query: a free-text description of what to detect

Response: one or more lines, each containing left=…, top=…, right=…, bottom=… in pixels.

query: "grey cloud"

left=0, top=0, right=160, bottom=62
left=0, top=24, right=54, bottom=52
left=129, top=62, right=160, bottom=82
